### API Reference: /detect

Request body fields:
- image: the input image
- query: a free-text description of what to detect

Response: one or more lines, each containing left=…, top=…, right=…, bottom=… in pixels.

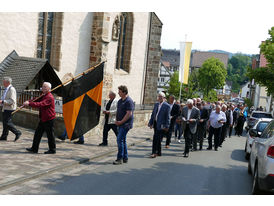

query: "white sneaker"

left=178, top=140, right=181, bottom=143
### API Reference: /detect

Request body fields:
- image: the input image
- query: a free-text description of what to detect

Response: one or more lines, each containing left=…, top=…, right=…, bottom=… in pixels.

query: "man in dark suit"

left=197, top=102, right=209, bottom=150
left=180, top=99, right=200, bottom=157
left=165, top=95, right=180, bottom=148
left=148, top=92, right=170, bottom=158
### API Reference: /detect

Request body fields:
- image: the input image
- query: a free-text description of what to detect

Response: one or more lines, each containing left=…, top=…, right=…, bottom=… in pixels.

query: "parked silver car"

left=248, top=119, right=274, bottom=194
left=245, top=118, right=273, bottom=159
left=246, top=111, right=272, bottom=131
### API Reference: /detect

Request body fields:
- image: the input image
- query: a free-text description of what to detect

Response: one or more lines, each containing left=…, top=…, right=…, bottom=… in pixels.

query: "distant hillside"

left=208, top=50, right=256, bottom=58
left=207, top=50, right=233, bottom=58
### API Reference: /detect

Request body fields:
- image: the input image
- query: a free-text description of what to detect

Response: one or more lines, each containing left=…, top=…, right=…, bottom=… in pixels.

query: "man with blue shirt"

left=113, top=85, right=134, bottom=165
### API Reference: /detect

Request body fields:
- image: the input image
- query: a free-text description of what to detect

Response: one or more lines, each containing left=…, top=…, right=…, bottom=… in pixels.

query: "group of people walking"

left=148, top=93, right=248, bottom=158
left=0, top=77, right=134, bottom=165
left=0, top=76, right=249, bottom=164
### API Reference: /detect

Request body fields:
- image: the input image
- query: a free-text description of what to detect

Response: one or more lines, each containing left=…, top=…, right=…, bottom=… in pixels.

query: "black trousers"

left=1, top=110, right=21, bottom=139
left=165, top=119, right=175, bottom=146
left=208, top=126, right=222, bottom=149
left=197, top=125, right=206, bottom=149
left=102, top=123, right=118, bottom=144
left=152, top=121, right=164, bottom=155
left=219, top=124, right=228, bottom=146
left=31, top=119, right=56, bottom=152
left=228, top=125, right=233, bottom=137
left=235, top=117, right=245, bottom=136
left=184, top=124, right=195, bottom=154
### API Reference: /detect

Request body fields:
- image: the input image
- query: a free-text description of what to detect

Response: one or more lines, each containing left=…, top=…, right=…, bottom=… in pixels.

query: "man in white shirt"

left=0, top=77, right=21, bottom=142
left=207, top=105, right=226, bottom=151
left=99, top=91, right=118, bottom=146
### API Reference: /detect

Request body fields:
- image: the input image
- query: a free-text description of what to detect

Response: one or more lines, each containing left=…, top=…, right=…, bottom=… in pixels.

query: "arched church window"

left=36, top=12, right=54, bottom=61
left=115, top=13, right=133, bottom=73
left=36, top=12, right=63, bottom=71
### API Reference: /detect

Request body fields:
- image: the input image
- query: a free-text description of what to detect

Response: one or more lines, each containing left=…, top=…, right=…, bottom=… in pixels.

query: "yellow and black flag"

left=62, top=63, right=104, bottom=140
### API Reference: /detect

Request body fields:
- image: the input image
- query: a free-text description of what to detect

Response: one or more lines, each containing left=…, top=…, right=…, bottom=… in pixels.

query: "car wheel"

left=252, top=164, right=262, bottom=194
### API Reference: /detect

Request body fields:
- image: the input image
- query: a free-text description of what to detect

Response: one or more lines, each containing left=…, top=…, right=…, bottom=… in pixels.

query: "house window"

left=37, top=12, right=54, bottom=62
left=115, top=13, right=133, bottom=73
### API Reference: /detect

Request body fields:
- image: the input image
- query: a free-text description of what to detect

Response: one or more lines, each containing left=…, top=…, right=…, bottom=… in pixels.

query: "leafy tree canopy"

left=247, top=26, right=274, bottom=95
left=198, top=57, right=227, bottom=97
left=226, top=54, right=252, bottom=93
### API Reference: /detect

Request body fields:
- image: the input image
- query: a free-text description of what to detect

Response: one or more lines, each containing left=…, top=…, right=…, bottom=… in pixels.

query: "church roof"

left=0, top=50, right=62, bottom=93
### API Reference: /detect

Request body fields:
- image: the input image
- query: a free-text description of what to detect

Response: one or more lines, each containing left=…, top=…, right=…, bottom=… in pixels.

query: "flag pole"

left=179, top=35, right=187, bottom=103
left=12, top=61, right=106, bottom=115
left=179, top=81, right=182, bottom=103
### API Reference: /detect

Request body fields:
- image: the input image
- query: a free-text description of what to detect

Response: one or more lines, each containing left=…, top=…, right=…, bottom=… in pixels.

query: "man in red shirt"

left=24, top=82, right=56, bottom=154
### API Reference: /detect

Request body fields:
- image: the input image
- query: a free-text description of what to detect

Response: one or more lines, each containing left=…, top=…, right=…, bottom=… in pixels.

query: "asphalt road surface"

left=36, top=134, right=254, bottom=195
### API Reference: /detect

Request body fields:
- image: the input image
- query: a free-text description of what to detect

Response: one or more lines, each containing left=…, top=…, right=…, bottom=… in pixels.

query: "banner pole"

left=179, top=81, right=182, bottom=102
left=12, top=61, right=106, bottom=115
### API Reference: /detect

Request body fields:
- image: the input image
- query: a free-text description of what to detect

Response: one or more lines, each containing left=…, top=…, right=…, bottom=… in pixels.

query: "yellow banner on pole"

left=179, top=42, right=192, bottom=84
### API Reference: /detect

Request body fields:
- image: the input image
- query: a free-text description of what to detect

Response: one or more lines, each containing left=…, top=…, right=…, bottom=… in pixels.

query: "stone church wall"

left=143, top=13, right=163, bottom=105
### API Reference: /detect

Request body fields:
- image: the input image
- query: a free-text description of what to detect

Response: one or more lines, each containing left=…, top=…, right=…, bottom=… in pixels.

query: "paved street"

left=0, top=124, right=254, bottom=195
left=0, top=124, right=151, bottom=193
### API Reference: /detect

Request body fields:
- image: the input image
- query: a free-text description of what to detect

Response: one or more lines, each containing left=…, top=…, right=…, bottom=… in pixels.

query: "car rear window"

left=252, top=113, right=272, bottom=118
left=256, top=122, right=269, bottom=132
left=260, top=121, right=274, bottom=139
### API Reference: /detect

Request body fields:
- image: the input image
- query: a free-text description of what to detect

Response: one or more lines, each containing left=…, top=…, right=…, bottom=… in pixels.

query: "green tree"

left=202, top=89, right=217, bottom=102
left=198, top=57, right=227, bottom=97
left=226, top=54, right=252, bottom=93
left=247, top=27, right=274, bottom=95
left=165, top=71, right=181, bottom=99
left=165, top=70, right=201, bottom=100
left=185, top=69, right=200, bottom=99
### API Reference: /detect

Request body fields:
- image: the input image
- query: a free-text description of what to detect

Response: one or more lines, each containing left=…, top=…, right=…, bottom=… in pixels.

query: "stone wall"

left=143, top=13, right=163, bottom=105
left=50, top=12, right=64, bottom=71
left=89, top=12, right=112, bottom=100
left=4, top=109, right=152, bottom=138
left=89, top=12, right=152, bottom=106
left=110, top=13, right=151, bottom=105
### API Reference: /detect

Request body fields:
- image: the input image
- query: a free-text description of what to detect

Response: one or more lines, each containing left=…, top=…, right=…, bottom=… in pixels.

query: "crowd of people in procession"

left=148, top=92, right=249, bottom=158
left=0, top=76, right=250, bottom=165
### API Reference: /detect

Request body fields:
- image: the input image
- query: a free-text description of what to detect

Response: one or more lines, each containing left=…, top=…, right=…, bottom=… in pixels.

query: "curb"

left=0, top=138, right=151, bottom=191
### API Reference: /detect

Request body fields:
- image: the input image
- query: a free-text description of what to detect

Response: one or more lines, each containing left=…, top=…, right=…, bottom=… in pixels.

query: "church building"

left=0, top=12, right=163, bottom=106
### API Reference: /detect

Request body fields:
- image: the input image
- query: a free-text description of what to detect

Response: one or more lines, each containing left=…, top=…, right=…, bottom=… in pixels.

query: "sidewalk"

left=0, top=124, right=153, bottom=190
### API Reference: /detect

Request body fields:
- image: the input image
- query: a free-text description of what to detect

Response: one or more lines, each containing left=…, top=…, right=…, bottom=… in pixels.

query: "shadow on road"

left=39, top=160, right=253, bottom=195
left=231, top=149, right=248, bottom=163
